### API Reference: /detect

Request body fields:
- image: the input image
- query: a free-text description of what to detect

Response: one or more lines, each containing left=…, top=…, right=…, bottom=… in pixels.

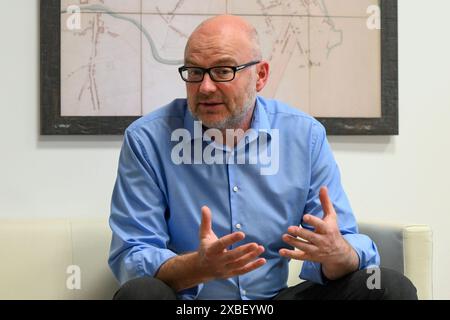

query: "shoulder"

left=257, top=96, right=326, bottom=138
left=125, top=99, right=187, bottom=139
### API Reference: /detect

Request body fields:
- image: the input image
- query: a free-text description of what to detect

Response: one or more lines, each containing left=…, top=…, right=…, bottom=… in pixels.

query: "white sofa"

left=0, top=219, right=433, bottom=300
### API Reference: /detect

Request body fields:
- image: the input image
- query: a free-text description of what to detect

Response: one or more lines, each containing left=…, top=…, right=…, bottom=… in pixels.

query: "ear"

left=255, top=61, right=270, bottom=92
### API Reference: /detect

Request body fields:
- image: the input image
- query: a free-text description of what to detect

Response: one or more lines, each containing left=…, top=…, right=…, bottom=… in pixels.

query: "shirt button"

left=233, top=186, right=239, bottom=192
left=235, top=223, right=242, bottom=230
left=242, top=290, right=247, bottom=296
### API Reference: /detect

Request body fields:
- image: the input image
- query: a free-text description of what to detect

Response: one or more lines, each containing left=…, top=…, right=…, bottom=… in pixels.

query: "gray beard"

left=196, top=107, right=250, bottom=130
left=191, top=93, right=257, bottom=130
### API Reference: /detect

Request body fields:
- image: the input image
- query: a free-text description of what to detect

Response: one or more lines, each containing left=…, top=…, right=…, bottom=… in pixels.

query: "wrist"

left=322, top=240, right=359, bottom=281
left=157, top=251, right=211, bottom=292
left=192, top=251, right=214, bottom=284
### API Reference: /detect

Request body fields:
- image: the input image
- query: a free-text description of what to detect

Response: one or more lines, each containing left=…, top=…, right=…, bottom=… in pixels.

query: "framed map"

left=40, top=0, right=398, bottom=135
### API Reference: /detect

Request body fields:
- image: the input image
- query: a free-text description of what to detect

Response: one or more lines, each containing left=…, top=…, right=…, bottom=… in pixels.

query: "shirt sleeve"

left=108, top=129, right=177, bottom=285
left=299, top=122, right=380, bottom=284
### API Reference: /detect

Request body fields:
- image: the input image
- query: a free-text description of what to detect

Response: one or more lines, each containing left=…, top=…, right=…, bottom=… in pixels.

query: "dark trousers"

left=113, top=267, right=418, bottom=300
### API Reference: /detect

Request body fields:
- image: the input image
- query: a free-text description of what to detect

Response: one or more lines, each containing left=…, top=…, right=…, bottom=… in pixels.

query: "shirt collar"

left=251, top=96, right=272, bottom=136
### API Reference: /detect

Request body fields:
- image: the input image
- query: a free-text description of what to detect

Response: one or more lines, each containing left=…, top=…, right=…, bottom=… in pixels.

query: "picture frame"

left=40, top=0, right=398, bottom=135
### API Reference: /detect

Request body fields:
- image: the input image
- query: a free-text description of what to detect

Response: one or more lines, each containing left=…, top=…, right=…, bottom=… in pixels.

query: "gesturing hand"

left=198, top=206, right=266, bottom=281
left=279, top=187, right=359, bottom=280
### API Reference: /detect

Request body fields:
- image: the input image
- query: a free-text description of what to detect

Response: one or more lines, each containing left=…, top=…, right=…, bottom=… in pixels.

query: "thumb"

left=199, top=206, right=212, bottom=239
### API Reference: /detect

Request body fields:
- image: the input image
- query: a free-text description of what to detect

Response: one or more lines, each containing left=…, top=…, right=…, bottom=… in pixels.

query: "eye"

left=188, top=68, right=203, bottom=76
left=212, top=67, right=234, bottom=79
left=215, top=68, right=232, bottom=75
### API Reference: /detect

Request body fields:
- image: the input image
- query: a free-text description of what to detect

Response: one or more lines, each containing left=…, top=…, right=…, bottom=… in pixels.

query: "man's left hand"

left=279, top=186, right=359, bottom=280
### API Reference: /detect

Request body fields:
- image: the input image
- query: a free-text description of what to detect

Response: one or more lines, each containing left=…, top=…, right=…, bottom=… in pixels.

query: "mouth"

left=198, top=102, right=225, bottom=109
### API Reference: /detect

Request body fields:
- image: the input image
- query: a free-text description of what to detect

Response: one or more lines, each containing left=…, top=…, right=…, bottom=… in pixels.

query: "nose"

left=198, top=72, right=218, bottom=95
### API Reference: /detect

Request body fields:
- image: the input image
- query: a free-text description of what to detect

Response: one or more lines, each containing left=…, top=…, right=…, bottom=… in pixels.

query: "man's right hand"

left=198, top=206, right=266, bottom=281
left=156, top=206, right=266, bottom=292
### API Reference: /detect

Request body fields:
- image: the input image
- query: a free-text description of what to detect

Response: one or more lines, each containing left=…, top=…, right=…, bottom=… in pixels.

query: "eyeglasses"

left=178, top=61, right=260, bottom=83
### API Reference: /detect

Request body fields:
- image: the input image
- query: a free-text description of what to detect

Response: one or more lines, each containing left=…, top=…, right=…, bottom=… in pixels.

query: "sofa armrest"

left=359, top=222, right=433, bottom=300
left=288, top=222, right=433, bottom=300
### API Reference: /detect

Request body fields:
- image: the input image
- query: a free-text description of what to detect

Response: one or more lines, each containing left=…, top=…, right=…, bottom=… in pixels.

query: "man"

left=109, top=15, right=417, bottom=300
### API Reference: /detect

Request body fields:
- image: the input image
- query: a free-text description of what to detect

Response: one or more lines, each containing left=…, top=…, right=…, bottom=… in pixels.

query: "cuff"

left=300, top=260, right=326, bottom=285
left=177, top=283, right=204, bottom=300
left=343, top=233, right=380, bottom=270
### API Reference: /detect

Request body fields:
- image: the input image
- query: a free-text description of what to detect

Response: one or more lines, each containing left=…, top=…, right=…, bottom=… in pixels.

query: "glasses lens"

left=182, top=68, right=204, bottom=82
left=211, top=67, right=234, bottom=81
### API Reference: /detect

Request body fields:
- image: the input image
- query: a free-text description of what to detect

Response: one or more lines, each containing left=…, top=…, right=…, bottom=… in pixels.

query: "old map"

left=61, top=0, right=381, bottom=118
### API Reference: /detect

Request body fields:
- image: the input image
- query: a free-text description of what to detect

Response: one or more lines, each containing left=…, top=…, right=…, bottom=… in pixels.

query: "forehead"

left=185, top=29, right=252, bottom=66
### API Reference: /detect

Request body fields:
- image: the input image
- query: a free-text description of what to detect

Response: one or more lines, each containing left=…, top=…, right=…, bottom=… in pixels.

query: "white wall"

left=0, top=0, right=123, bottom=220
left=329, top=0, right=450, bottom=299
left=0, top=0, right=448, bottom=299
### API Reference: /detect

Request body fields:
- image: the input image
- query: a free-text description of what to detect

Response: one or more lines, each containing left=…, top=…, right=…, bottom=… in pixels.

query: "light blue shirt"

left=108, top=96, right=380, bottom=300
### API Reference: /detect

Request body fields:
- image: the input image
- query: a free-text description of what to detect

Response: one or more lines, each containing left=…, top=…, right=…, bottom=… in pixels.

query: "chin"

left=200, top=119, right=226, bottom=129
left=196, top=113, right=227, bottom=127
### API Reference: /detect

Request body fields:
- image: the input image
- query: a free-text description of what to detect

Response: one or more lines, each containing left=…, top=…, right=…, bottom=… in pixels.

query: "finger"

left=302, top=214, right=327, bottom=232
left=231, top=258, right=267, bottom=277
left=319, top=186, right=336, bottom=219
left=199, top=206, right=212, bottom=239
left=282, top=234, right=317, bottom=255
left=222, top=242, right=260, bottom=263
left=209, top=232, right=245, bottom=254
left=226, top=245, right=265, bottom=269
left=287, top=225, right=320, bottom=244
left=279, top=248, right=310, bottom=261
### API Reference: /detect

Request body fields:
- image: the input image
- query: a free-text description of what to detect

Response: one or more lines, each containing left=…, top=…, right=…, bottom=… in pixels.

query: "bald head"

left=182, top=15, right=270, bottom=133
left=185, top=15, right=262, bottom=63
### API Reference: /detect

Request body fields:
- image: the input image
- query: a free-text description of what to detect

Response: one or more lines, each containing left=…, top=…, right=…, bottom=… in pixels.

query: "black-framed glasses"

left=178, top=61, right=260, bottom=83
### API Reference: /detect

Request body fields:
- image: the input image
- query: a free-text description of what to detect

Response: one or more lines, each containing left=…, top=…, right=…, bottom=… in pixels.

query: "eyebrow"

left=185, top=57, right=238, bottom=67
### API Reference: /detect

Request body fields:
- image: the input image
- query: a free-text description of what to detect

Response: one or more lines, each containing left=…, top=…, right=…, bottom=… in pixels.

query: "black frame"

left=178, top=60, right=261, bottom=83
left=40, top=0, right=139, bottom=135
left=318, top=0, right=399, bottom=135
left=40, top=0, right=398, bottom=135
